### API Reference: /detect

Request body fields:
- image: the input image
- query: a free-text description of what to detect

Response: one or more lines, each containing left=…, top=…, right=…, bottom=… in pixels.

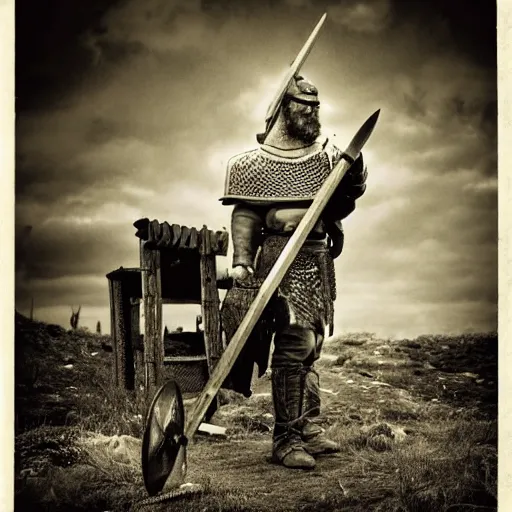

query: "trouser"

left=272, top=325, right=324, bottom=368
left=271, top=325, right=325, bottom=452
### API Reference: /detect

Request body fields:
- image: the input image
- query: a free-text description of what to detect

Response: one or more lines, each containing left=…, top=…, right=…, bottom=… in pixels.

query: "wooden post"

left=131, top=297, right=144, bottom=391
left=108, top=278, right=118, bottom=384
left=141, top=241, right=164, bottom=398
left=107, top=271, right=136, bottom=390
left=199, top=226, right=223, bottom=418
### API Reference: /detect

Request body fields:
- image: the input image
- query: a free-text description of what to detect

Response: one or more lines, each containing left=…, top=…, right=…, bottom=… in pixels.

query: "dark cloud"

left=337, top=167, right=497, bottom=321
left=15, top=0, right=496, bottom=110
left=17, top=275, right=111, bottom=311
left=15, top=220, right=138, bottom=282
left=389, top=0, right=496, bottom=69
left=15, top=0, right=124, bottom=111
left=85, top=117, right=123, bottom=145
left=15, top=0, right=498, bottom=336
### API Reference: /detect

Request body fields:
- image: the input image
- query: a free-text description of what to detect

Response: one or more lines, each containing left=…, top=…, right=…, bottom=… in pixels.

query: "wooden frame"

left=106, top=219, right=230, bottom=409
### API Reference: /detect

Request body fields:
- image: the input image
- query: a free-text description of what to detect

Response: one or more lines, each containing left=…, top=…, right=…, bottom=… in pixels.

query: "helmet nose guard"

left=284, top=75, right=320, bottom=106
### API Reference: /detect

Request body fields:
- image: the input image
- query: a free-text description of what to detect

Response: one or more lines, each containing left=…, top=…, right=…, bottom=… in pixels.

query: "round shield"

left=141, top=380, right=188, bottom=496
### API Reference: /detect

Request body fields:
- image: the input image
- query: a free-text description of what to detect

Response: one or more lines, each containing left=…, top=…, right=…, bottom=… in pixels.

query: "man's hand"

left=231, top=265, right=254, bottom=282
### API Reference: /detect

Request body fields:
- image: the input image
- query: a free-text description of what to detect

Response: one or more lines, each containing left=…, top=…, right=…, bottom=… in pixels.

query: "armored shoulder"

left=221, top=149, right=260, bottom=206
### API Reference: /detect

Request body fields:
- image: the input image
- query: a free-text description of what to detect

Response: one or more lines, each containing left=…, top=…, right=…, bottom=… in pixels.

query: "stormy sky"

left=15, top=0, right=497, bottom=338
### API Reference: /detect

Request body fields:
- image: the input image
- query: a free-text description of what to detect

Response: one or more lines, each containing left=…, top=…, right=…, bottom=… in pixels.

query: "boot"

left=301, top=366, right=340, bottom=456
left=271, top=366, right=316, bottom=469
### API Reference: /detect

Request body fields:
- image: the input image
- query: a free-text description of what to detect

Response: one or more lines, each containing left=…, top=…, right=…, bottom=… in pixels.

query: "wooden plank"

left=108, top=279, right=118, bottom=385
left=150, top=219, right=161, bottom=242
left=162, top=298, right=201, bottom=305
left=198, top=423, right=227, bottom=438
left=157, top=222, right=172, bottom=248
left=154, top=249, right=164, bottom=388
left=209, top=231, right=219, bottom=253
left=134, top=219, right=229, bottom=256
left=179, top=226, right=191, bottom=249
left=171, top=224, right=181, bottom=246
left=200, top=225, right=211, bottom=256
left=140, top=241, right=152, bottom=394
left=141, top=241, right=163, bottom=397
left=189, top=227, right=198, bottom=250
left=199, top=226, right=222, bottom=418
left=133, top=218, right=150, bottom=230
left=112, top=280, right=124, bottom=387
left=131, top=298, right=143, bottom=391
left=163, top=355, right=208, bottom=363
left=110, top=278, right=135, bottom=390
left=123, top=285, right=136, bottom=391
left=133, top=218, right=150, bottom=240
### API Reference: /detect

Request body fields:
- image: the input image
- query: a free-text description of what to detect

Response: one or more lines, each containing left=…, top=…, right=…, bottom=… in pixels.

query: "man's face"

left=283, top=99, right=321, bottom=144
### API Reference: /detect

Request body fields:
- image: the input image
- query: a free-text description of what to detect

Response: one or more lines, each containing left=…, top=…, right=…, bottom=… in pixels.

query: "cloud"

left=89, top=0, right=211, bottom=56
left=329, top=0, right=392, bottom=33
left=17, top=275, right=109, bottom=309
left=15, top=1, right=497, bottom=337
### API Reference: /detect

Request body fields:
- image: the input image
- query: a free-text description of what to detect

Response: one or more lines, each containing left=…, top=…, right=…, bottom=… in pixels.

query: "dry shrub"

left=312, top=419, right=496, bottom=512
left=393, top=420, right=497, bottom=511
left=16, top=464, right=146, bottom=512
left=72, top=375, right=147, bottom=438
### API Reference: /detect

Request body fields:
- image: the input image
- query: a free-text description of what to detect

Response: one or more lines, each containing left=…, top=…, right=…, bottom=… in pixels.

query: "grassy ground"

left=14, top=311, right=497, bottom=511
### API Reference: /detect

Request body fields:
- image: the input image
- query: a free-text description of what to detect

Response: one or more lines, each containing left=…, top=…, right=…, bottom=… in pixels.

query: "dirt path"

left=186, top=437, right=352, bottom=512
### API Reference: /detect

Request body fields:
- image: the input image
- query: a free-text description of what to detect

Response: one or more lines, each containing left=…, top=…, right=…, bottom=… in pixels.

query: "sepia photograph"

left=13, top=0, right=499, bottom=510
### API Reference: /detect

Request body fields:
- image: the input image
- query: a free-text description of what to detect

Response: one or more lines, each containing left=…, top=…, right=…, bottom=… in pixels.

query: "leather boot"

left=271, top=367, right=316, bottom=469
left=301, top=366, right=340, bottom=456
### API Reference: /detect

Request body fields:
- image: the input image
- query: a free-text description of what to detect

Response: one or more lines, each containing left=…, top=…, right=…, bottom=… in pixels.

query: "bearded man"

left=219, top=75, right=367, bottom=470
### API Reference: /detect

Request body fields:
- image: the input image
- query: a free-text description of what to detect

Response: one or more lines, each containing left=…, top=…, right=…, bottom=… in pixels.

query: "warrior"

left=219, top=74, right=368, bottom=469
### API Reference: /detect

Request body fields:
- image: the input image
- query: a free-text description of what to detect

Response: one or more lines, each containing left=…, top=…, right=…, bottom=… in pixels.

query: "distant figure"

left=70, top=306, right=81, bottom=330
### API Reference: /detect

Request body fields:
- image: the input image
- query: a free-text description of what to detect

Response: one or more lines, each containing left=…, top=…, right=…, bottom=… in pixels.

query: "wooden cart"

left=106, top=218, right=231, bottom=417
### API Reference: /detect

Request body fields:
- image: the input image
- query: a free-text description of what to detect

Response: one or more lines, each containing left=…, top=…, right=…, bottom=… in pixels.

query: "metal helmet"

left=284, top=75, right=320, bottom=106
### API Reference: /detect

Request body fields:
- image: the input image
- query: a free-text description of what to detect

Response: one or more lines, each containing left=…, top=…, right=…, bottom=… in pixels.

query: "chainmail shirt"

left=221, top=145, right=344, bottom=203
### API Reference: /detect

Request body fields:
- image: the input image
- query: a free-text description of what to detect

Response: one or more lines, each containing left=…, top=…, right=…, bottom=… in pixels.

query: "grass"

left=14, top=312, right=498, bottom=512
left=288, top=418, right=497, bottom=512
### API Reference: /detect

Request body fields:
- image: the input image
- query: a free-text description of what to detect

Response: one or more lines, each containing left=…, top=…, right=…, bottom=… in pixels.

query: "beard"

left=283, top=104, right=321, bottom=144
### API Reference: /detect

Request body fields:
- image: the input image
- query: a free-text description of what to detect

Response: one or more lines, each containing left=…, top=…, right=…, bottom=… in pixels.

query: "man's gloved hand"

left=231, top=265, right=254, bottom=282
